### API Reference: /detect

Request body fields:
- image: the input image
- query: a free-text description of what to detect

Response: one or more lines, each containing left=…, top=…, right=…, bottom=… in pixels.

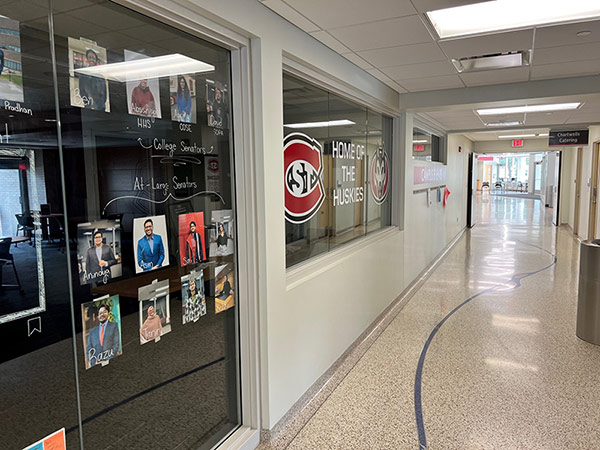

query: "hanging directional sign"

left=549, top=130, right=588, bottom=146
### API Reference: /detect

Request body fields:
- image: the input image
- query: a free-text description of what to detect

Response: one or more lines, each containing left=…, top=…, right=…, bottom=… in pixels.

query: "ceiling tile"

left=459, top=66, right=530, bottom=87
left=381, top=61, right=456, bottom=80
left=365, top=69, right=408, bottom=92
left=524, top=111, right=572, bottom=126
left=438, top=29, right=534, bottom=59
left=400, top=74, right=464, bottom=91
left=342, top=52, right=374, bottom=70
left=260, top=0, right=320, bottom=33
left=411, top=0, right=489, bottom=13
left=328, top=15, right=433, bottom=52
left=309, top=30, right=351, bottom=54
left=283, top=0, right=416, bottom=29
left=535, top=19, right=600, bottom=49
left=531, top=59, right=600, bottom=80
left=533, top=41, right=600, bottom=65
left=359, top=42, right=446, bottom=67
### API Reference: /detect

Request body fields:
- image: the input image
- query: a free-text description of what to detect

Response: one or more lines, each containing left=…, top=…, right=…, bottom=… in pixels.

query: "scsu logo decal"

left=284, top=132, right=325, bottom=224
left=370, top=144, right=389, bottom=204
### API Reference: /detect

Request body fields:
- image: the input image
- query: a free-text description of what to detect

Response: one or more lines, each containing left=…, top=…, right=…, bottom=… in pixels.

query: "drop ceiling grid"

left=259, top=0, right=600, bottom=97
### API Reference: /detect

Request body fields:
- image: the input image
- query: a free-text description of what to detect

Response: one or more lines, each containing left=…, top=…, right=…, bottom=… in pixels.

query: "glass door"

left=0, top=1, right=242, bottom=448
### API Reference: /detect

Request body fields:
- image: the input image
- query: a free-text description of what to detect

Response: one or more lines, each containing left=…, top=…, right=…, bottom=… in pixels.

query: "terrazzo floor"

left=263, top=192, right=600, bottom=449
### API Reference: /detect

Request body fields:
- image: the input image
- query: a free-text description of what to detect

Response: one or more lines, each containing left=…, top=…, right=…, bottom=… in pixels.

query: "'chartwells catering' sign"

left=284, top=133, right=390, bottom=224
left=549, top=130, right=589, bottom=146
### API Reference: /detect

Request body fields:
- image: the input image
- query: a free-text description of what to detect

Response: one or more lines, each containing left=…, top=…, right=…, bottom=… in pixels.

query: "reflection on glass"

left=283, top=72, right=393, bottom=268
left=0, top=2, right=240, bottom=449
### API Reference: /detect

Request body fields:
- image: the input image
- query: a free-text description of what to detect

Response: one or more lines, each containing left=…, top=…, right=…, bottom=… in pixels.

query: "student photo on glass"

left=133, top=215, right=170, bottom=274
left=80, top=295, right=122, bottom=369
left=0, top=15, right=23, bottom=103
left=206, top=79, right=228, bottom=129
left=181, top=269, right=206, bottom=324
left=138, top=279, right=171, bottom=345
left=124, top=49, right=161, bottom=118
left=178, top=212, right=205, bottom=267
left=77, top=220, right=122, bottom=285
left=170, top=74, right=196, bottom=123
left=210, top=209, right=234, bottom=257
left=214, top=263, right=234, bottom=314
left=68, top=37, right=109, bottom=111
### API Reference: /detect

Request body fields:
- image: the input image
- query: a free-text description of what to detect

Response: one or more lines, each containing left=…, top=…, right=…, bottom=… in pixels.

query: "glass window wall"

left=283, top=72, right=393, bottom=268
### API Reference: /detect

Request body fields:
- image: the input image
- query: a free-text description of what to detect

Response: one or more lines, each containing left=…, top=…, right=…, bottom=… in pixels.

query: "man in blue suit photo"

left=85, top=304, right=120, bottom=368
left=137, top=218, right=166, bottom=272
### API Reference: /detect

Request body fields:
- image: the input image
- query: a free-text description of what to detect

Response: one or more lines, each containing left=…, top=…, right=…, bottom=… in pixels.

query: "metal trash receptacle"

left=576, top=240, right=600, bottom=345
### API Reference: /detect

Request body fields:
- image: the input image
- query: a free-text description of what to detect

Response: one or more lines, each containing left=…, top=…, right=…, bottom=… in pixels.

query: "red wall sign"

left=414, top=144, right=424, bottom=152
left=512, top=139, right=524, bottom=148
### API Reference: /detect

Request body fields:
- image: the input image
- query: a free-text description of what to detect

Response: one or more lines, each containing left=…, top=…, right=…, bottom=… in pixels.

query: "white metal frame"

left=112, top=1, right=261, bottom=448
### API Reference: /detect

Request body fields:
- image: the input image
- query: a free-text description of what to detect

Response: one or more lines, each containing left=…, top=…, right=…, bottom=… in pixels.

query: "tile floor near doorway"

left=263, top=192, right=600, bottom=449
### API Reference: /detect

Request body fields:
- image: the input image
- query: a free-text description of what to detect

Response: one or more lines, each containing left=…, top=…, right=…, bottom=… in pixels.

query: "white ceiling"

left=260, top=0, right=600, bottom=133
left=260, top=0, right=600, bottom=93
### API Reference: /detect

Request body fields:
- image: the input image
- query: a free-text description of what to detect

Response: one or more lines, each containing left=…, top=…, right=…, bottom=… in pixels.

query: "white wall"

left=180, top=0, right=409, bottom=429
left=164, top=0, right=472, bottom=431
left=403, top=117, right=469, bottom=283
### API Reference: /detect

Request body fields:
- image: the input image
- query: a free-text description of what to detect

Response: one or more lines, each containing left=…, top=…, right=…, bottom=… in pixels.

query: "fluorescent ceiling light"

left=538, top=133, right=549, bottom=137
left=486, top=121, right=522, bottom=127
left=477, top=103, right=581, bottom=116
left=427, top=0, right=600, bottom=39
left=75, top=53, right=214, bottom=82
left=413, top=139, right=428, bottom=143
left=498, top=134, right=536, bottom=139
left=285, top=119, right=355, bottom=129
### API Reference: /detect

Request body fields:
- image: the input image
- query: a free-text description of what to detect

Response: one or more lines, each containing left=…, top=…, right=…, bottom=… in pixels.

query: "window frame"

left=282, top=60, right=401, bottom=274
left=112, top=0, right=261, bottom=447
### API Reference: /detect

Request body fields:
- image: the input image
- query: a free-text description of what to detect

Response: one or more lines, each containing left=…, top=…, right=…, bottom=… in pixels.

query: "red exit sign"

left=512, top=139, right=524, bottom=148
left=414, top=144, right=424, bottom=152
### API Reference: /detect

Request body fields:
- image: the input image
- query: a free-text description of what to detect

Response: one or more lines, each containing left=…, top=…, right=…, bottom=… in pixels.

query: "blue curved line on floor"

left=66, top=356, right=225, bottom=434
left=414, top=241, right=556, bottom=449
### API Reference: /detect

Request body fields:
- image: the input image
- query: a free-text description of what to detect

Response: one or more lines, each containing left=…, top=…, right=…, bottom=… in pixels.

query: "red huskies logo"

left=370, top=144, right=389, bottom=204
left=284, top=132, right=325, bottom=224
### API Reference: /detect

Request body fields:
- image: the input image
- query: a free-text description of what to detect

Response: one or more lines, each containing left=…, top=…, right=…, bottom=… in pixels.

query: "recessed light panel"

left=498, top=134, right=537, bottom=139
left=427, top=0, right=600, bottom=39
left=477, top=103, right=581, bottom=116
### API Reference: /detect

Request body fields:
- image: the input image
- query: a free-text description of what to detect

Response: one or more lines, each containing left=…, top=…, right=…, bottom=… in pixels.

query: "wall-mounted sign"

left=549, top=130, right=589, bottom=146
left=512, top=139, right=524, bottom=148
left=284, top=132, right=325, bottom=223
left=477, top=156, right=493, bottom=161
left=370, top=144, right=389, bottom=204
left=414, top=144, right=424, bottom=152
left=413, top=166, right=446, bottom=185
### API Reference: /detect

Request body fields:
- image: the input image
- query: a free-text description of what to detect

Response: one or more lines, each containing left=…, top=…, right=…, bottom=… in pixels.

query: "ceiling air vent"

left=452, top=51, right=530, bottom=73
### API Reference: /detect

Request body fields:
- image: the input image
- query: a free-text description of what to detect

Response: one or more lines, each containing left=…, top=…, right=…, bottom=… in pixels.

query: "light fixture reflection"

left=75, top=53, right=215, bottom=82
left=485, top=358, right=538, bottom=372
left=285, top=119, right=355, bottom=129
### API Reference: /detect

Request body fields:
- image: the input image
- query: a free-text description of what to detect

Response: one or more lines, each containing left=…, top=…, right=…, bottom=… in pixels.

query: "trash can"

left=576, top=240, right=600, bottom=345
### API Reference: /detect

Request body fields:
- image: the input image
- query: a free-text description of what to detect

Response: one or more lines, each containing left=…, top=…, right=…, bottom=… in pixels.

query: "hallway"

left=268, top=194, right=599, bottom=449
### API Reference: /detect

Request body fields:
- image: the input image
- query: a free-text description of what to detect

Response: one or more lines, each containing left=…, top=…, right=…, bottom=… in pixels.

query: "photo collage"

left=63, top=37, right=229, bottom=128
left=60, top=34, right=234, bottom=370
left=77, top=209, right=235, bottom=369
